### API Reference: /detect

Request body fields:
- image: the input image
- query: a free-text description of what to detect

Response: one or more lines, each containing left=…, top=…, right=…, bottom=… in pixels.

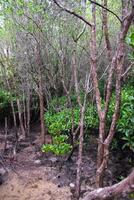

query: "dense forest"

left=0, top=0, right=134, bottom=200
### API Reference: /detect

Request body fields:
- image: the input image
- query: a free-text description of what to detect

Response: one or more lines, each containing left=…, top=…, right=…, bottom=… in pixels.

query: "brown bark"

left=90, top=2, right=102, bottom=119
left=22, top=91, right=27, bottom=131
left=36, top=45, right=46, bottom=144
left=83, top=170, right=134, bottom=200
left=88, top=0, right=122, bottom=23
left=75, top=106, right=85, bottom=199
left=87, top=0, right=134, bottom=188
left=17, top=99, right=25, bottom=137
left=39, top=75, right=45, bottom=144
left=26, top=89, right=30, bottom=136
left=89, top=2, right=105, bottom=185
left=72, top=44, right=90, bottom=198
left=102, top=0, right=112, bottom=61
left=96, top=1, right=134, bottom=187
left=72, top=46, right=84, bottom=198
left=72, top=49, right=82, bottom=108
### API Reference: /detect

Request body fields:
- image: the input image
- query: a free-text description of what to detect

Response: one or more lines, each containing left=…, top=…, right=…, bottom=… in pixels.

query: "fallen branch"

left=83, top=170, right=134, bottom=200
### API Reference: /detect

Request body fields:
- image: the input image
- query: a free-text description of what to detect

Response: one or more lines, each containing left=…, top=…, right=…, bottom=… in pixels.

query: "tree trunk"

left=75, top=106, right=85, bottom=198
left=22, top=92, right=27, bottom=132
left=36, top=44, right=46, bottom=144
left=39, top=79, right=45, bottom=144
left=17, top=99, right=25, bottom=137
left=95, top=1, right=134, bottom=188
left=26, top=89, right=31, bottom=136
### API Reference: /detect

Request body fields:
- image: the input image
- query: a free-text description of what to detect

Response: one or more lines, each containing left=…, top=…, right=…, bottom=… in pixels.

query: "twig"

left=88, top=0, right=122, bottom=23
left=121, top=62, right=134, bottom=77
left=52, top=0, right=92, bottom=27
left=75, top=24, right=86, bottom=42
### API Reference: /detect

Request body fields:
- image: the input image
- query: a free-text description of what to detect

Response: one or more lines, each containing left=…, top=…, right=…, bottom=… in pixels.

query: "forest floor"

left=0, top=125, right=133, bottom=200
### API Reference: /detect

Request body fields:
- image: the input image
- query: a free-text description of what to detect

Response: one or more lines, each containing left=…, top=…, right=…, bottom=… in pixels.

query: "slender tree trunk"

left=17, top=99, right=25, bottom=137
left=38, top=75, right=45, bottom=144
left=102, top=0, right=112, bottom=61
left=96, top=38, right=125, bottom=186
left=22, top=92, right=27, bottom=132
left=72, top=47, right=90, bottom=198
left=10, top=100, right=17, bottom=128
left=89, top=1, right=105, bottom=187
left=96, top=1, right=134, bottom=187
left=36, top=44, right=46, bottom=144
left=75, top=106, right=85, bottom=199
left=88, top=0, right=134, bottom=188
left=26, top=88, right=31, bottom=136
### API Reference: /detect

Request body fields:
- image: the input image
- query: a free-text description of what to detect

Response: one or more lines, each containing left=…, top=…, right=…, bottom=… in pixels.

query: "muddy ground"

left=0, top=126, right=133, bottom=200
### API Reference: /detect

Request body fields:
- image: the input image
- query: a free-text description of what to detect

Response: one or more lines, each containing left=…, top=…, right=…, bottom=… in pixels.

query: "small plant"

left=126, top=31, right=134, bottom=48
left=122, top=132, right=134, bottom=152
left=41, top=135, right=72, bottom=155
left=47, top=93, right=84, bottom=114
left=45, top=108, right=80, bottom=135
left=111, top=138, right=118, bottom=150
left=129, top=192, right=134, bottom=199
left=45, top=104, right=98, bottom=136
left=0, top=90, right=11, bottom=109
left=45, top=85, right=134, bottom=153
left=117, top=86, right=134, bottom=152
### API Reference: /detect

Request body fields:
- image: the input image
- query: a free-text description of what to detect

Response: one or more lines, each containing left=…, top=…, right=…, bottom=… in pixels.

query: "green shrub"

left=48, top=96, right=68, bottom=113
left=45, top=108, right=80, bottom=135
left=117, top=86, right=134, bottom=152
left=44, top=102, right=98, bottom=156
left=47, top=93, right=84, bottom=113
left=126, top=31, right=134, bottom=48
left=0, top=90, right=11, bottom=109
left=45, top=85, right=134, bottom=153
left=45, top=103, right=98, bottom=135
left=42, top=135, right=72, bottom=155
left=110, top=86, right=134, bottom=152
left=85, top=106, right=99, bottom=128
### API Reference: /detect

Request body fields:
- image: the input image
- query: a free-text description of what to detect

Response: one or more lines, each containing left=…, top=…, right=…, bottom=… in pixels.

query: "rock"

left=49, top=157, right=58, bottom=163
left=34, top=160, right=41, bottom=165
left=0, top=168, right=6, bottom=176
left=69, top=183, right=75, bottom=188
left=69, top=183, right=75, bottom=194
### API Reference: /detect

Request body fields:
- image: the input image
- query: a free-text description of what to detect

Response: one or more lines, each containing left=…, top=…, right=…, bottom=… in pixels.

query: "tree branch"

left=121, top=61, right=134, bottom=77
left=88, top=0, right=122, bottom=23
left=52, top=0, right=92, bottom=27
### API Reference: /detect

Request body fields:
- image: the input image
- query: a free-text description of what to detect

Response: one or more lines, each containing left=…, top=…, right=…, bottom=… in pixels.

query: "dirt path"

left=0, top=167, right=71, bottom=200
left=0, top=131, right=132, bottom=200
left=0, top=134, right=72, bottom=200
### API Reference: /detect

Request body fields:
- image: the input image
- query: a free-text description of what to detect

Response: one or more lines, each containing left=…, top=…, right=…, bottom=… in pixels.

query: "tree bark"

left=26, top=88, right=31, bottom=136
left=36, top=44, right=46, bottom=144
left=38, top=75, right=45, bottom=144
left=75, top=106, right=85, bottom=198
left=83, top=170, right=134, bottom=200
left=102, top=0, right=112, bottom=61
left=17, top=99, right=25, bottom=137
left=95, top=0, right=134, bottom=187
